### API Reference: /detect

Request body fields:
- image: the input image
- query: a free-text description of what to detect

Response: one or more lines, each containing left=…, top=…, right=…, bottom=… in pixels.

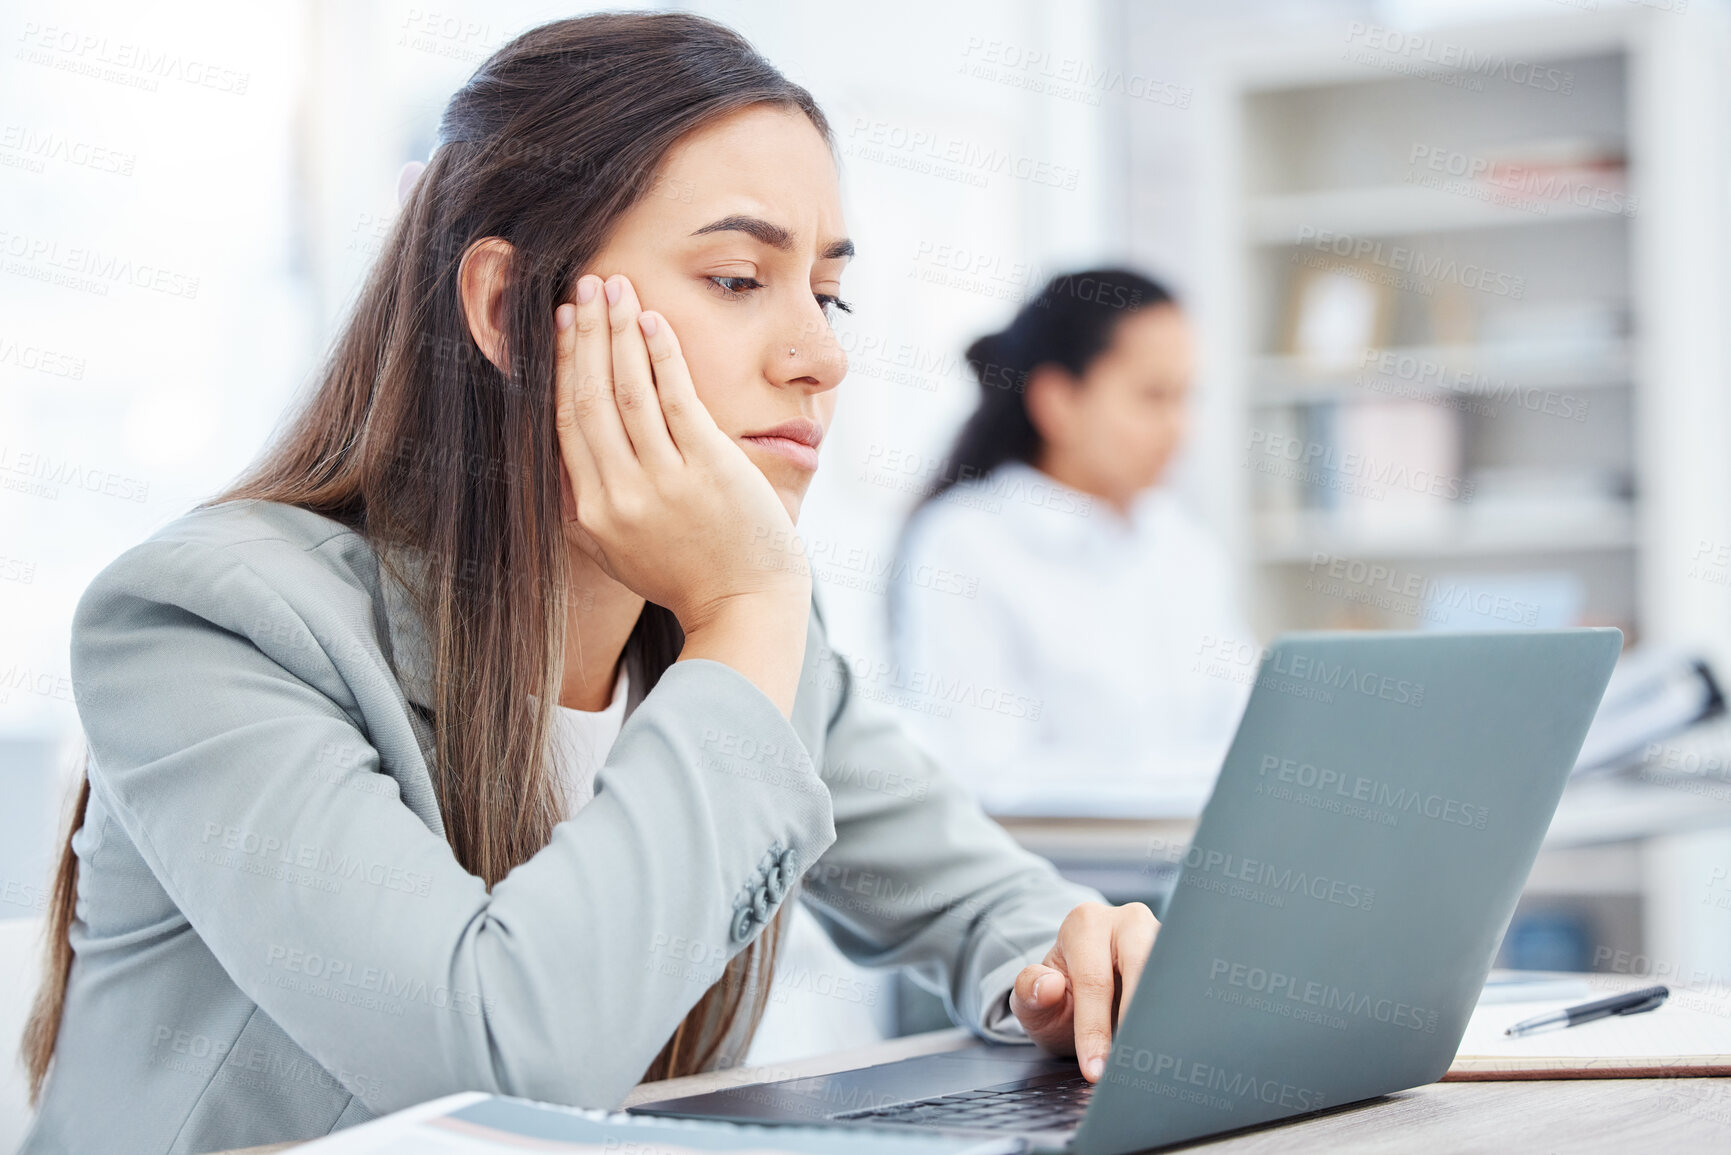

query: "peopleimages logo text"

left=1258, top=755, right=1490, bottom=830
left=1343, top=22, right=1574, bottom=95
left=1293, top=225, right=1526, bottom=298
left=1194, top=635, right=1426, bottom=707
left=1107, top=1046, right=1327, bottom=1113
left=1209, top=957, right=1441, bottom=1033
left=1181, top=847, right=1375, bottom=911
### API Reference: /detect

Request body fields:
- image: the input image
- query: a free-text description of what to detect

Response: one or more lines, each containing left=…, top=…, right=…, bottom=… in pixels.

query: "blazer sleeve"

left=69, top=534, right=837, bottom=1114
left=799, top=598, right=1107, bottom=1043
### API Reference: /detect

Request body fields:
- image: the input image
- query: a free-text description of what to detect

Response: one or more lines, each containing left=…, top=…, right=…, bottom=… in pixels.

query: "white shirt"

left=538, top=664, right=631, bottom=814
left=890, top=460, right=1254, bottom=816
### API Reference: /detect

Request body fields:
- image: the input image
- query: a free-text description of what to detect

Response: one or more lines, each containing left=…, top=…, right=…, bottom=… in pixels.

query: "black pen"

left=1503, top=985, right=1670, bottom=1037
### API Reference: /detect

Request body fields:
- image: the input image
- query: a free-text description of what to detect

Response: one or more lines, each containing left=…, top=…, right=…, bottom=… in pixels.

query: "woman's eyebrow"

left=689, top=214, right=854, bottom=261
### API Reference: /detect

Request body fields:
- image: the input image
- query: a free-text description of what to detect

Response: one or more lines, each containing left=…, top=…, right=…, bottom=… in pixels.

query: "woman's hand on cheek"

left=1007, top=901, right=1159, bottom=1084
left=554, top=272, right=811, bottom=634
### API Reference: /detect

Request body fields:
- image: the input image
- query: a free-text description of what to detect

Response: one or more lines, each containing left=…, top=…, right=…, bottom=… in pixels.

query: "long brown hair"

left=24, top=10, right=832, bottom=1102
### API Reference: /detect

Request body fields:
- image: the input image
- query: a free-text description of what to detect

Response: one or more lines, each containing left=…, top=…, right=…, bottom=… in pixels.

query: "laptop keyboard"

left=835, top=1072, right=1093, bottom=1132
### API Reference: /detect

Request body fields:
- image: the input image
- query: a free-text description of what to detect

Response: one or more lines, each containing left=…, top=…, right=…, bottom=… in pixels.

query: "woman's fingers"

left=634, top=304, right=722, bottom=457
left=553, top=300, right=603, bottom=502
left=1112, top=904, right=1159, bottom=1028
left=1008, top=963, right=1073, bottom=1048
left=565, top=274, right=637, bottom=478
left=1014, top=904, right=1161, bottom=1085
left=603, top=275, right=680, bottom=470
left=1062, top=919, right=1118, bottom=1083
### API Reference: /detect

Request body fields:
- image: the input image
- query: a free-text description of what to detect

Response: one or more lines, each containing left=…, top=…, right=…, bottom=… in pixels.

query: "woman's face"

left=583, top=104, right=852, bottom=523
left=1035, top=303, right=1194, bottom=508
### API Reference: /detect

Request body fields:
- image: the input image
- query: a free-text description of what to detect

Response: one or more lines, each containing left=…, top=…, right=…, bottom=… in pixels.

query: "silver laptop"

left=633, top=629, right=1622, bottom=1153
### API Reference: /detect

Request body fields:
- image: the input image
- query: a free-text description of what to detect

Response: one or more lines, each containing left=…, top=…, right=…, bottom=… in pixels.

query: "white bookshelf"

left=1195, top=5, right=1731, bottom=984
left=1251, top=337, right=1631, bottom=403
left=1246, top=180, right=1624, bottom=241
left=1197, top=8, right=1731, bottom=663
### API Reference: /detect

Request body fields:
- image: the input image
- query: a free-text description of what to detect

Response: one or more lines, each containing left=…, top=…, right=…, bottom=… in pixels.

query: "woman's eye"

left=706, top=275, right=853, bottom=319
left=707, top=275, right=763, bottom=297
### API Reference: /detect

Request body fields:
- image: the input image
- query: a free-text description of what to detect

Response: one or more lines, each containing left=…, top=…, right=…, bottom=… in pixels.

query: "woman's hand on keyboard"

left=1006, top=901, right=1160, bottom=1084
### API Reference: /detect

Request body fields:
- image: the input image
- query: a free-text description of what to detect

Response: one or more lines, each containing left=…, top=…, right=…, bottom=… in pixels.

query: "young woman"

left=890, top=271, right=1252, bottom=816
left=18, top=13, right=1156, bottom=1153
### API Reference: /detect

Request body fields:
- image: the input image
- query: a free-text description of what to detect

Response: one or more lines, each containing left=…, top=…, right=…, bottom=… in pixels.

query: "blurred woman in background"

left=891, top=269, right=1252, bottom=816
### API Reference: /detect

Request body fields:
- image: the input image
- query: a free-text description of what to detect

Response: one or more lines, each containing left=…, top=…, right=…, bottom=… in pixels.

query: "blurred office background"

left=5, top=0, right=1731, bottom=1143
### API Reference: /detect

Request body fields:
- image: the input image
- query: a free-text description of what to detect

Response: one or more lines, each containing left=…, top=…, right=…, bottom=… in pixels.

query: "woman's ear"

left=1024, top=363, right=1078, bottom=449
left=458, top=236, right=516, bottom=373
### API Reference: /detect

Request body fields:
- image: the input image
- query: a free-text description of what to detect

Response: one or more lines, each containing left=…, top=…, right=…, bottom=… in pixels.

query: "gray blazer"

left=22, top=499, right=1101, bottom=1154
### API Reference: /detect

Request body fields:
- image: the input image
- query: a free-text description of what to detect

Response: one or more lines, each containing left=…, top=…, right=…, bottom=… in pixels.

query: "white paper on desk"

left=1454, top=988, right=1731, bottom=1073
left=294, top=1091, right=1028, bottom=1155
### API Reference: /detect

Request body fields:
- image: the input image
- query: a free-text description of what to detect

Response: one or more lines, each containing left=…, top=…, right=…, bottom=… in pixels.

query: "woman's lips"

left=740, top=434, right=820, bottom=471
